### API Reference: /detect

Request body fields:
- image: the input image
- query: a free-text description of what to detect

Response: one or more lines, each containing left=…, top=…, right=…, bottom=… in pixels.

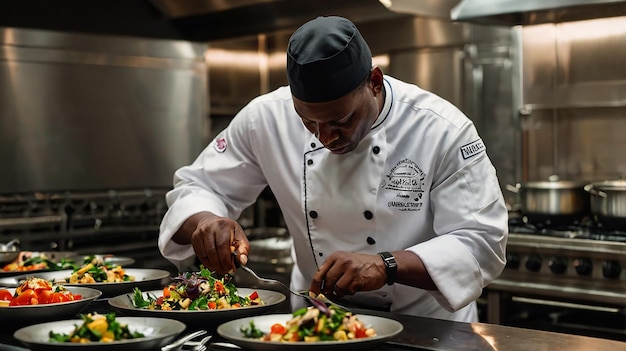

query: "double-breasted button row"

left=307, top=146, right=380, bottom=167
left=308, top=210, right=373, bottom=220
left=308, top=210, right=375, bottom=246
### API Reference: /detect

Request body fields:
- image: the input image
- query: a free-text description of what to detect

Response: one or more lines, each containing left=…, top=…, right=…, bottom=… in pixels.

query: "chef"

left=158, top=15, right=508, bottom=322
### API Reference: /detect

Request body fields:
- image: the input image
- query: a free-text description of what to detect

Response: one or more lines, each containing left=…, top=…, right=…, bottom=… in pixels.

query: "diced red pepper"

left=214, top=281, right=225, bottom=295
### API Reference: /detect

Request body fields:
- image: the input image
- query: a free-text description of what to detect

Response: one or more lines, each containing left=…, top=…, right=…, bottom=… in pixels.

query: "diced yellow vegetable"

left=179, top=298, right=191, bottom=309
left=76, top=263, right=93, bottom=275
left=334, top=330, right=348, bottom=340
left=101, top=331, right=115, bottom=342
left=315, top=314, right=326, bottom=332
left=87, top=318, right=108, bottom=334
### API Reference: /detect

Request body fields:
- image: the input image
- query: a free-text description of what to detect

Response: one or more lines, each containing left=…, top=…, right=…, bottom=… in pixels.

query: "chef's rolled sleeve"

left=409, top=236, right=483, bottom=312
left=158, top=188, right=229, bottom=270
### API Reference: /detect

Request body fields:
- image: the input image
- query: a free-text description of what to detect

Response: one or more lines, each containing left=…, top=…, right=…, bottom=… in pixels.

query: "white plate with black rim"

left=14, top=316, right=186, bottom=351
left=217, top=313, right=404, bottom=351
left=108, top=287, right=287, bottom=325
left=0, top=268, right=171, bottom=297
left=0, top=286, right=101, bottom=325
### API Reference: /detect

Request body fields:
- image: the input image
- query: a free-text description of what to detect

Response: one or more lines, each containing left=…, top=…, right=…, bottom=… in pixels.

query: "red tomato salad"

left=0, top=277, right=82, bottom=306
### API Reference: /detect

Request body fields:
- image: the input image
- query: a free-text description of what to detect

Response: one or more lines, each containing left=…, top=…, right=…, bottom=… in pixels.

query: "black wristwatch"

left=378, top=251, right=398, bottom=285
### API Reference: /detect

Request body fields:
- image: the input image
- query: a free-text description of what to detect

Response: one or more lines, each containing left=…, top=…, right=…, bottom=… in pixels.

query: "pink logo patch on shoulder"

left=214, top=137, right=227, bottom=153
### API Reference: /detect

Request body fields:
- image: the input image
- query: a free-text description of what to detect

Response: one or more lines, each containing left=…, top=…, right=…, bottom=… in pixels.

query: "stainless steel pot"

left=509, top=179, right=590, bottom=217
left=0, top=238, right=20, bottom=263
left=584, top=180, right=626, bottom=222
left=245, top=227, right=293, bottom=271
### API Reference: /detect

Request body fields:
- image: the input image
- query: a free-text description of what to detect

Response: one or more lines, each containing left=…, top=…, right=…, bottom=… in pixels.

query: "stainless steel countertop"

left=2, top=302, right=626, bottom=350
left=360, top=308, right=626, bottom=351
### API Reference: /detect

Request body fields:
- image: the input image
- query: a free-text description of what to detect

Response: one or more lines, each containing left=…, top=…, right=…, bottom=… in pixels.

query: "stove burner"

left=521, top=213, right=590, bottom=229
left=508, top=217, right=626, bottom=242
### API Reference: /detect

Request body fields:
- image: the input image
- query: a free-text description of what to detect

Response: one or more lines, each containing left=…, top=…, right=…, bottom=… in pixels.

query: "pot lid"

left=588, top=179, right=626, bottom=190
left=519, top=180, right=588, bottom=189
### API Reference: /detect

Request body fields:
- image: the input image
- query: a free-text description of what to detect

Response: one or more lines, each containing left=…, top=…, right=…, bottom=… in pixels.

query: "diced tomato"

left=156, top=296, right=165, bottom=306
left=0, top=289, right=12, bottom=301
left=249, top=291, right=258, bottom=300
left=36, top=289, right=54, bottom=304
left=49, top=292, right=71, bottom=303
left=208, top=301, right=217, bottom=309
left=354, top=326, right=368, bottom=338
left=10, top=289, right=38, bottom=306
left=214, top=281, right=225, bottom=294
left=270, top=323, right=286, bottom=335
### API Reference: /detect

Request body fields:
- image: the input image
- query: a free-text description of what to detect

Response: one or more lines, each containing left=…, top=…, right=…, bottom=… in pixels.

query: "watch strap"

left=378, top=251, right=397, bottom=285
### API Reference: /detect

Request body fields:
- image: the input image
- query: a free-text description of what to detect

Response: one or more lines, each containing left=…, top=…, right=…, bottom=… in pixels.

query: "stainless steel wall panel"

left=0, top=27, right=204, bottom=60
left=390, top=48, right=465, bottom=106
left=520, top=16, right=626, bottom=182
left=0, top=27, right=207, bottom=193
left=522, top=107, right=626, bottom=181
left=522, top=17, right=626, bottom=109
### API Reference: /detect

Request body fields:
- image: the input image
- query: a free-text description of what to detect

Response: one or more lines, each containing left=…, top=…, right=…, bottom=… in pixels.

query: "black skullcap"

left=287, top=16, right=372, bottom=103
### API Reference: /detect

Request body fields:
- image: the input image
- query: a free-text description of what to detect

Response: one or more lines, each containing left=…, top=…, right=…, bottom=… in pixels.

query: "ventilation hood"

left=0, top=0, right=410, bottom=42
left=451, top=0, right=626, bottom=25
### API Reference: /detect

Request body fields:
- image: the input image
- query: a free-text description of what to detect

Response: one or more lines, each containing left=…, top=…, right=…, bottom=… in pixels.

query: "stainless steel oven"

left=483, top=215, right=626, bottom=341
left=0, top=189, right=177, bottom=274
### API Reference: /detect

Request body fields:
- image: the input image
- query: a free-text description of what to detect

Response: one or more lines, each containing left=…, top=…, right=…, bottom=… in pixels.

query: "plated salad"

left=49, top=312, right=144, bottom=343
left=2, top=252, right=75, bottom=272
left=132, top=267, right=263, bottom=310
left=0, top=277, right=82, bottom=306
left=66, top=255, right=134, bottom=283
left=241, top=305, right=376, bottom=342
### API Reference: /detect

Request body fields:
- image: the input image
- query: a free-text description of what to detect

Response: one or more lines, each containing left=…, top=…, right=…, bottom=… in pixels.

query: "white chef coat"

left=158, top=75, right=508, bottom=322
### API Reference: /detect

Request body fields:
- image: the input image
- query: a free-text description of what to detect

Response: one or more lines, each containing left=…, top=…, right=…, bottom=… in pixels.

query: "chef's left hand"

left=309, top=251, right=387, bottom=299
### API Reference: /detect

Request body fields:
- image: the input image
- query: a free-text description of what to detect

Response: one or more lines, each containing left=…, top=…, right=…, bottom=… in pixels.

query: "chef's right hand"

left=186, top=212, right=249, bottom=276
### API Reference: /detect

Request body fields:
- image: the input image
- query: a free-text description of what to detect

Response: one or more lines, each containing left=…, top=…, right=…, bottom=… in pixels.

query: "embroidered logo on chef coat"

left=214, top=137, right=227, bottom=153
left=381, top=159, right=425, bottom=212
left=460, top=139, right=485, bottom=159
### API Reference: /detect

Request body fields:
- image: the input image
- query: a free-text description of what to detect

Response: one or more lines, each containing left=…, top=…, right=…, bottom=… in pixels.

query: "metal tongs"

left=238, top=264, right=348, bottom=316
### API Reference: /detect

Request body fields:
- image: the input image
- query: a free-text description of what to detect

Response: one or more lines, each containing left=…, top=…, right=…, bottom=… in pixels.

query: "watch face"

left=378, top=252, right=397, bottom=285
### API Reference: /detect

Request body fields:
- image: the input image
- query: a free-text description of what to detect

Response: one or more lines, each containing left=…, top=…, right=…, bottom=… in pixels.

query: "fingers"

left=190, top=216, right=247, bottom=275
left=231, top=225, right=250, bottom=266
left=310, top=252, right=381, bottom=299
left=191, top=225, right=223, bottom=272
left=310, top=254, right=352, bottom=298
left=309, top=252, right=336, bottom=296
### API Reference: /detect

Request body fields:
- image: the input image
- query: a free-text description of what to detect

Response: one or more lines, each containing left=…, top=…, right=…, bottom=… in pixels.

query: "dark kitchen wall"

left=0, top=0, right=183, bottom=40
left=0, top=0, right=406, bottom=42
